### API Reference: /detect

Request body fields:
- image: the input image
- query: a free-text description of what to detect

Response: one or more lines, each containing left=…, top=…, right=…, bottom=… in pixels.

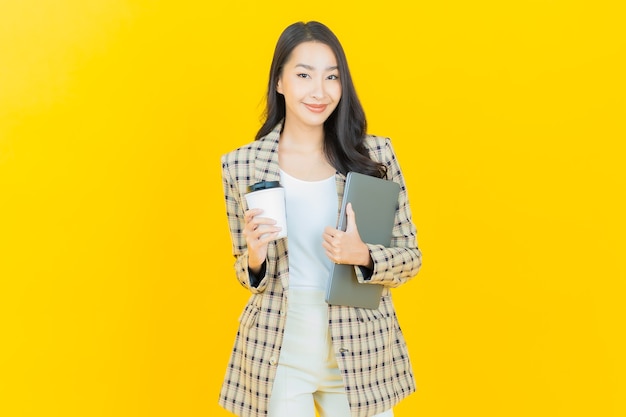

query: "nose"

left=310, top=76, right=325, bottom=100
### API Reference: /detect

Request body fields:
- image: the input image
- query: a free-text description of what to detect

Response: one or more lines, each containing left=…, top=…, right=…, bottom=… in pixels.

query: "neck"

left=280, top=119, right=325, bottom=152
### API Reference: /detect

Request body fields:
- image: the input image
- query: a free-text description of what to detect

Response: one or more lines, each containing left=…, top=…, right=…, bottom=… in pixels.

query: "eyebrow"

left=295, top=63, right=339, bottom=71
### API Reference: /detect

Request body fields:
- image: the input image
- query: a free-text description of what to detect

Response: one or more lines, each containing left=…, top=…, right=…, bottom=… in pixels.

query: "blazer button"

left=339, top=347, right=350, bottom=354
left=269, top=356, right=278, bottom=366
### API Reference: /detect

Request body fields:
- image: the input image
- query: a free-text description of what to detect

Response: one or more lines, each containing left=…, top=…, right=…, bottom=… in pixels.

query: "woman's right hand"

left=243, top=208, right=282, bottom=274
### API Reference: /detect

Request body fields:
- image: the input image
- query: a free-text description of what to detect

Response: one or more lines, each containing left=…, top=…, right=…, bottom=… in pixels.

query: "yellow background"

left=1, top=1, right=624, bottom=416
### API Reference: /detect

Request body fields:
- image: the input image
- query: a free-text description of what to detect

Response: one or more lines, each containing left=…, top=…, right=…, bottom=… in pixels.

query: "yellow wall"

left=1, top=1, right=624, bottom=416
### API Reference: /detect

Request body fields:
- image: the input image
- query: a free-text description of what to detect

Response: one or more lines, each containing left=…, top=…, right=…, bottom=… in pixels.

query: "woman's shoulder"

left=363, top=134, right=392, bottom=148
left=222, top=123, right=282, bottom=166
left=221, top=144, right=251, bottom=173
left=222, top=141, right=256, bottom=162
left=222, top=136, right=277, bottom=165
left=363, top=134, right=394, bottom=158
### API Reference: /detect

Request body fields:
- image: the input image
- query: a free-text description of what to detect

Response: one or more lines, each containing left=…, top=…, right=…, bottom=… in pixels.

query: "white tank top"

left=280, top=169, right=337, bottom=290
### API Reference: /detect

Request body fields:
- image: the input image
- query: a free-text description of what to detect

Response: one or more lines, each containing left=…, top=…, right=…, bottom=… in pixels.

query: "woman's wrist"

left=360, top=243, right=373, bottom=269
left=249, top=258, right=263, bottom=275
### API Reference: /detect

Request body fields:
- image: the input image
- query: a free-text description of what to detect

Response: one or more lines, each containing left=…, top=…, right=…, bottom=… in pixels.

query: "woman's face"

left=277, top=41, right=342, bottom=130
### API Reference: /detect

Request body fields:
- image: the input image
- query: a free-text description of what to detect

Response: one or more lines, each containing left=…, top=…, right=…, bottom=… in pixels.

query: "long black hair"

left=255, top=21, right=387, bottom=179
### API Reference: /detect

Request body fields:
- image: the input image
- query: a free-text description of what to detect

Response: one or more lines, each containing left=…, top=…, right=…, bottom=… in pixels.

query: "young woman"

left=219, top=21, right=422, bottom=417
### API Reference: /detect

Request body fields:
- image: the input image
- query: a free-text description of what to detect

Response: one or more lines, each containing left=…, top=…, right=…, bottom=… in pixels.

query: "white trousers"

left=268, top=289, right=393, bottom=417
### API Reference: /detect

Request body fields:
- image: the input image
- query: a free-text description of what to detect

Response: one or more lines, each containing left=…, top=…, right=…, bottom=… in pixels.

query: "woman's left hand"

left=322, top=203, right=373, bottom=268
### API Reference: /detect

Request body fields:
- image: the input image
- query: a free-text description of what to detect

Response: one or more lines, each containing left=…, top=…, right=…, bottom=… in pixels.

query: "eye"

left=327, top=74, right=339, bottom=80
left=297, top=73, right=310, bottom=79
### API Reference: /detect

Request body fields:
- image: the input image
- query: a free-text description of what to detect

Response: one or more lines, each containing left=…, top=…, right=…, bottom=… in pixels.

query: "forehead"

left=285, top=41, right=338, bottom=67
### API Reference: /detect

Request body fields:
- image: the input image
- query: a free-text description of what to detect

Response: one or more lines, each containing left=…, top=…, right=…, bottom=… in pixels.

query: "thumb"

left=345, top=202, right=357, bottom=233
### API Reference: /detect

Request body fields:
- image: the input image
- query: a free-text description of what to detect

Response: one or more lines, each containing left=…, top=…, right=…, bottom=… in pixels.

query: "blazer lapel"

left=253, top=123, right=282, bottom=185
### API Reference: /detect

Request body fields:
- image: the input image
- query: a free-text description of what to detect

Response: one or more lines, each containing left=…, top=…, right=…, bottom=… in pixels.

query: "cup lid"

left=247, top=181, right=281, bottom=193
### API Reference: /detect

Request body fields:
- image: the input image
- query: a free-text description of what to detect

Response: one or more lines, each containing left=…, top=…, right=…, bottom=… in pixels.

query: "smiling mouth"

left=304, top=104, right=328, bottom=113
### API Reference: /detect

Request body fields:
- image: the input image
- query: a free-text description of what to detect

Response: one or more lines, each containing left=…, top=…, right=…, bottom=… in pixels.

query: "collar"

left=253, top=121, right=283, bottom=185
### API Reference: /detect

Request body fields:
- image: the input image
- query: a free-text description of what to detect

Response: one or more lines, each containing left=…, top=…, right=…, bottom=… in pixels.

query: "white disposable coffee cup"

left=245, top=181, right=287, bottom=240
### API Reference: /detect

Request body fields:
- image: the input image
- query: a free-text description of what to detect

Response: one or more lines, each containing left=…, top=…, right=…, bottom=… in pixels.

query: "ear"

left=276, top=78, right=283, bottom=95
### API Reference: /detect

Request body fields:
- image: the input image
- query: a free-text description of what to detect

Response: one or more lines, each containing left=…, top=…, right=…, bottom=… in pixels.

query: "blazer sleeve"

left=354, top=137, right=422, bottom=287
left=220, top=152, right=270, bottom=293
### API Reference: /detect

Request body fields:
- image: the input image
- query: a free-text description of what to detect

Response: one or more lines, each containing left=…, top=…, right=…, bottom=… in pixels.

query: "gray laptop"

left=325, top=171, right=401, bottom=309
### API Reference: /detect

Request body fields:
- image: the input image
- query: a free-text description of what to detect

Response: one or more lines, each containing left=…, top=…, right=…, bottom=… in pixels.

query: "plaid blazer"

left=219, top=122, right=422, bottom=417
